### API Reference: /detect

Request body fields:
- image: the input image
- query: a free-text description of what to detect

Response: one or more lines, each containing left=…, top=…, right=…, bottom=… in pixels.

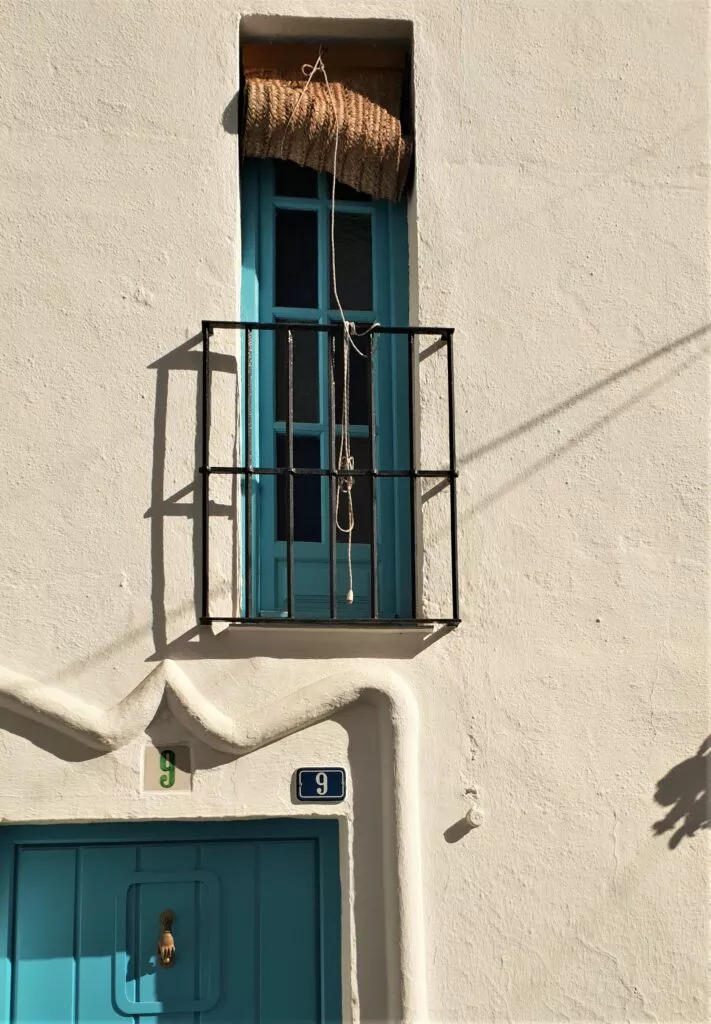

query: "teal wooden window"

left=240, top=159, right=412, bottom=619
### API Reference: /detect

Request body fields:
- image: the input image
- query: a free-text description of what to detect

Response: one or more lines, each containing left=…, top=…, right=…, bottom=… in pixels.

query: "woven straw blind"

left=242, top=43, right=412, bottom=202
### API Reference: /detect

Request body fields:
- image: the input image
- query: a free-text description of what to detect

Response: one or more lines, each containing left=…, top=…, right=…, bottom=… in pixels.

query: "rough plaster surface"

left=0, top=1, right=708, bottom=1022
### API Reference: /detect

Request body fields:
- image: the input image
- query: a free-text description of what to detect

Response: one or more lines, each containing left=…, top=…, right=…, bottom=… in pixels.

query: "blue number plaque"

left=296, top=768, right=346, bottom=803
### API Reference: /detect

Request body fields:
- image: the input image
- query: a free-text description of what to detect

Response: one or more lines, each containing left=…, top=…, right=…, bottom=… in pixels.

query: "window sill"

left=199, top=620, right=457, bottom=660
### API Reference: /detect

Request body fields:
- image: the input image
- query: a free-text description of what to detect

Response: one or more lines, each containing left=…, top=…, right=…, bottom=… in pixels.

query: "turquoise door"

left=241, top=159, right=411, bottom=619
left=0, top=820, right=341, bottom=1023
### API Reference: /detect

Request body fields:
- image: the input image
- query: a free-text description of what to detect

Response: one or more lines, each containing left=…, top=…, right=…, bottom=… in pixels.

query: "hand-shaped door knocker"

left=157, top=909, right=176, bottom=968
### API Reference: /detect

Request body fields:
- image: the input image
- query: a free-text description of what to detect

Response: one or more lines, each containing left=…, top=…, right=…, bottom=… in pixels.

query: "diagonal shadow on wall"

left=653, top=737, right=710, bottom=849
left=459, top=323, right=710, bottom=514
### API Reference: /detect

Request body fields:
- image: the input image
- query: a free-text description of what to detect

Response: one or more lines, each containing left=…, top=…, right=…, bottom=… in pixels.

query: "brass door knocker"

left=157, top=909, right=176, bottom=968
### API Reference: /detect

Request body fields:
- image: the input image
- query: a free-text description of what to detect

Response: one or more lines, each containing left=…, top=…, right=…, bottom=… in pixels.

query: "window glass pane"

left=275, top=209, right=318, bottom=307
left=276, top=434, right=322, bottom=542
left=332, top=330, right=370, bottom=426
left=276, top=324, right=320, bottom=423
left=274, top=161, right=318, bottom=198
left=336, top=436, right=371, bottom=545
left=325, top=173, right=372, bottom=202
left=330, top=214, right=373, bottom=310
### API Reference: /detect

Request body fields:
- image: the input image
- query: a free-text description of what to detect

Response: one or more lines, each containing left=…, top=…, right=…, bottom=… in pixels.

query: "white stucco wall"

left=0, top=1, right=708, bottom=1021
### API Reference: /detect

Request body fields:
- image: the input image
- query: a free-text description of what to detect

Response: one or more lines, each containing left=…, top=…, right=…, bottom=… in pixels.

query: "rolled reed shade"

left=242, top=43, right=412, bottom=202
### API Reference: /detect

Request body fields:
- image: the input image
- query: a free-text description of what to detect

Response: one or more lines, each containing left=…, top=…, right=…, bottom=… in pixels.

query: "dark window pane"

left=336, top=436, right=371, bottom=545
left=275, top=209, right=318, bottom=307
left=274, top=160, right=318, bottom=198
left=276, top=324, right=319, bottom=423
left=276, top=434, right=322, bottom=542
left=332, top=330, right=370, bottom=426
left=325, top=173, right=372, bottom=202
left=330, top=214, right=373, bottom=310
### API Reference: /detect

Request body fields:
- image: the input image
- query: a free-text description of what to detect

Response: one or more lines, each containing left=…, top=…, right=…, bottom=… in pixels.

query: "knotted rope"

left=286, top=51, right=380, bottom=605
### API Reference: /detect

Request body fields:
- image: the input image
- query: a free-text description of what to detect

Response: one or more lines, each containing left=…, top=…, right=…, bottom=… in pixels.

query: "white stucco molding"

left=0, top=660, right=427, bottom=1023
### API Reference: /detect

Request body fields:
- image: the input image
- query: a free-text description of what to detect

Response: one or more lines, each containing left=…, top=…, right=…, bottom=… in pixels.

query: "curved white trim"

left=0, top=660, right=427, bottom=1023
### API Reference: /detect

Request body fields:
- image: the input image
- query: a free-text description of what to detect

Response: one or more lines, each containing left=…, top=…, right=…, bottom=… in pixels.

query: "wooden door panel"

left=199, top=842, right=258, bottom=1024
left=79, top=845, right=136, bottom=1024
left=13, top=847, right=77, bottom=1023
left=259, top=841, right=320, bottom=1023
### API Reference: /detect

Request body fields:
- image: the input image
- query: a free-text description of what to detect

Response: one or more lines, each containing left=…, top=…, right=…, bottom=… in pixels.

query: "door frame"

left=0, top=818, right=342, bottom=1023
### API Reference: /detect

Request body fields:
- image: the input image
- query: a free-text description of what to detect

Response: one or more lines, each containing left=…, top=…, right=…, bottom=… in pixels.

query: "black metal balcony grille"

left=199, top=320, right=460, bottom=628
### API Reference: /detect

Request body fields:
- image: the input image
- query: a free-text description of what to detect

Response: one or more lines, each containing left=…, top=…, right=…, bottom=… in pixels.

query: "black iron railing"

left=199, top=320, right=460, bottom=628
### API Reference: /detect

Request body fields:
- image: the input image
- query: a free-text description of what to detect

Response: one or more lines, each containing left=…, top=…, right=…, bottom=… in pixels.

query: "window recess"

left=195, top=42, right=459, bottom=629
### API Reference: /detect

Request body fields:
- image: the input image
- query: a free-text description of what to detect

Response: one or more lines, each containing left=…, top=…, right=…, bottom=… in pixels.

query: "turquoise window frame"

left=240, top=159, right=412, bottom=619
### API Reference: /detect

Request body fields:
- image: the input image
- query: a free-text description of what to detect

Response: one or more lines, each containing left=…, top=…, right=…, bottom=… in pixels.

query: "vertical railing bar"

left=286, top=327, right=295, bottom=618
left=244, top=327, right=253, bottom=619
left=201, top=321, right=211, bottom=621
left=328, top=330, right=337, bottom=619
left=368, top=331, right=378, bottom=619
left=446, top=330, right=460, bottom=621
left=408, top=329, right=417, bottom=619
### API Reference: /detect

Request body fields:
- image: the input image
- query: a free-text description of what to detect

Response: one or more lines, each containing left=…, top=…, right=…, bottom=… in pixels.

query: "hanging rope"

left=287, top=50, right=380, bottom=605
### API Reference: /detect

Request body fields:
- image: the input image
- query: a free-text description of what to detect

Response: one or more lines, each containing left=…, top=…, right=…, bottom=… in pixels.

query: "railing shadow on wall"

left=145, top=333, right=237, bottom=661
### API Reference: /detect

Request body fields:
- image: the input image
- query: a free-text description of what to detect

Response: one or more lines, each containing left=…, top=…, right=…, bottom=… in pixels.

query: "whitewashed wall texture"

left=0, top=2, right=708, bottom=1021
